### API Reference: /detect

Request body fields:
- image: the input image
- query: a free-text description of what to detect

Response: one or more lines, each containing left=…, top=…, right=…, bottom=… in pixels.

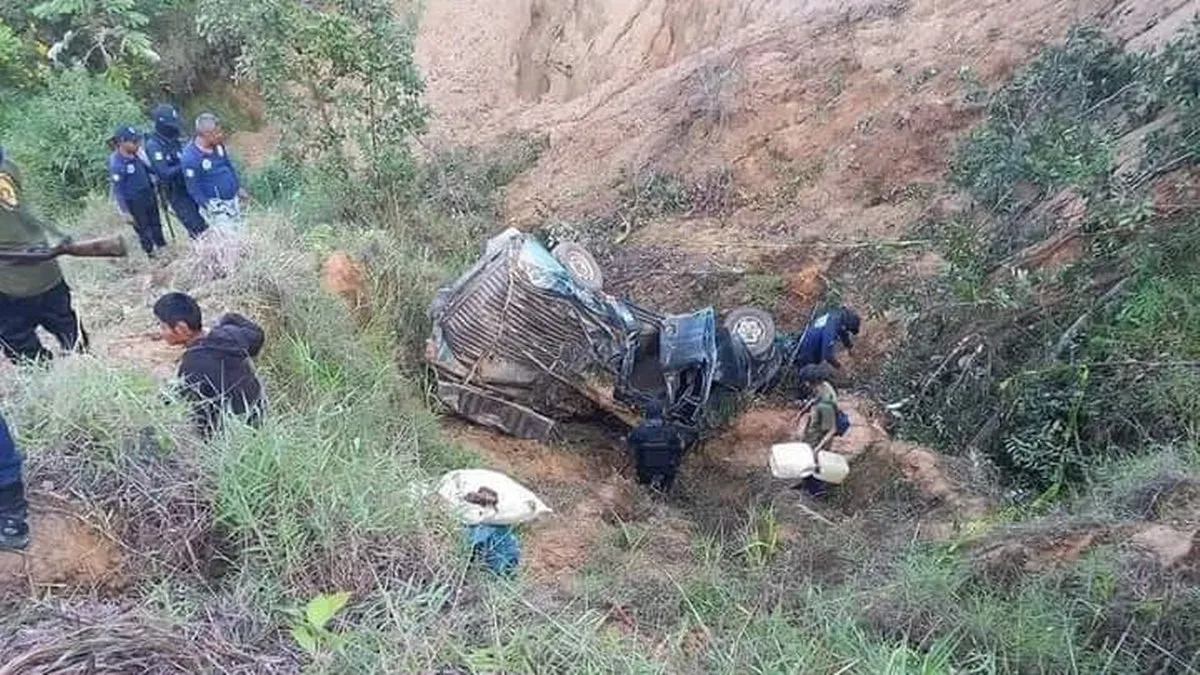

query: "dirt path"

left=0, top=499, right=124, bottom=594
left=0, top=233, right=247, bottom=593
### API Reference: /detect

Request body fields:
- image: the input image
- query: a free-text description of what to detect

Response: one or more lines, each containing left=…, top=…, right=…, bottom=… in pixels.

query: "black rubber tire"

left=724, top=306, right=776, bottom=358
left=552, top=242, right=604, bottom=291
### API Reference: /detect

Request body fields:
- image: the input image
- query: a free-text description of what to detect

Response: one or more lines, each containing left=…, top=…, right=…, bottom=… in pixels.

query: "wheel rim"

left=733, top=317, right=765, bottom=346
left=563, top=251, right=598, bottom=284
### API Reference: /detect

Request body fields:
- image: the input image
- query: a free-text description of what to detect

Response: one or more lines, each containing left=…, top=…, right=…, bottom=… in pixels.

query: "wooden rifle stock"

left=0, top=236, right=128, bottom=263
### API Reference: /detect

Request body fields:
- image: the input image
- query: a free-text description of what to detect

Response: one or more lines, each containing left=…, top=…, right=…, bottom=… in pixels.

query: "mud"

left=0, top=501, right=124, bottom=594
left=320, top=251, right=369, bottom=320
left=452, top=387, right=998, bottom=582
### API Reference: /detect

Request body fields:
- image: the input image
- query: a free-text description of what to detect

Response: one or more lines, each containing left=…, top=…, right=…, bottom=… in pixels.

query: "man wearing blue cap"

left=108, top=124, right=167, bottom=257
left=181, top=113, right=249, bottom=230
left=0, top=146, right=89, bottom=363
left=144, top=104, right=208, bottom=239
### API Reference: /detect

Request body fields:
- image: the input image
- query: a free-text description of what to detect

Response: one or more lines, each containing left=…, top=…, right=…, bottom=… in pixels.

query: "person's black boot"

left=0, top=482, right=29, bottom=551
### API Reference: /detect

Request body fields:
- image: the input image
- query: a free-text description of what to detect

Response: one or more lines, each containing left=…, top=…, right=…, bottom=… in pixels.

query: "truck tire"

left=552, top=242, right=604, bottom=291
left=724, top=307, right=776, bottom=358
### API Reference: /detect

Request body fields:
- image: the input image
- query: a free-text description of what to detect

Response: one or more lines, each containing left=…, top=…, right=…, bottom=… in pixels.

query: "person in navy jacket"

left=108, top=125, right=167, bottom=257
left=795, top=306, right=861, bottom=370
left=181, top=113, right=249, bottom=229
left=144, top=104, right=208, bottom=239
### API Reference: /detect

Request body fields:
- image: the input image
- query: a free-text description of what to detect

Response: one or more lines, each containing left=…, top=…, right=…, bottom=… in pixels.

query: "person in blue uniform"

left=108, top=125, right=166, bottom=257
left=144, top=104, right=208, bottom=239
left=795, top=305, right=861, bottom=370
left=181, top=113, right=249, bottom=230
left=0, top=411, right=28, bottom=551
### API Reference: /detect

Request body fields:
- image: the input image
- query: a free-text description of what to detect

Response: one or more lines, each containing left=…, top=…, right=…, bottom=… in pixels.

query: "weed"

left=288, top=591, right=352, bottom=657
left=742, top=272, right=787, bottom=309
left=740, top=504, right=781, bottom=567
left=883, top=24, right=1200, bottom=492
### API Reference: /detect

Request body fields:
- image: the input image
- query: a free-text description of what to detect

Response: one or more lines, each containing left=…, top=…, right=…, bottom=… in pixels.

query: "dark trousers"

left=636, top=466, right=677, bottom=492
left=164, top=186, right=208, bottom=238
left=634, top=448, right=679, bottom=493
left=0, top=413, right=24, bottom=518
left=0, top=413, right=21, bottom=489
left=128, top=191, right=167, bottom=254
left=0, top=281, right=89, bottom=363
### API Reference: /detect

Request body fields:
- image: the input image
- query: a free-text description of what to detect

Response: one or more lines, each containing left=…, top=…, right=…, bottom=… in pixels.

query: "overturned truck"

left=426, top=229, right=784, bottom=440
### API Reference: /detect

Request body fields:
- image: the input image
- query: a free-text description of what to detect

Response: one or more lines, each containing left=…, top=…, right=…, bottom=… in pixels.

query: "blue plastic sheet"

left=466, top=524, right=520, bottom=576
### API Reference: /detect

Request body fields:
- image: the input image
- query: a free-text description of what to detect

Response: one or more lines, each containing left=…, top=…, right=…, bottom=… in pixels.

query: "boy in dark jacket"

left=153, top=292, right=265, bottom=437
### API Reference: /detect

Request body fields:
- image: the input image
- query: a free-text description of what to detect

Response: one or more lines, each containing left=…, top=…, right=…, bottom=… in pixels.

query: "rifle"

left=157, top=185, right=177, bottom=241
left=0, top=236, right=129, bottom=263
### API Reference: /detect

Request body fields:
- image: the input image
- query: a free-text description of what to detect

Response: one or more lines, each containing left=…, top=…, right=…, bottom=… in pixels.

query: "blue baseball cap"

left=112, top=125, right=140, bottom=143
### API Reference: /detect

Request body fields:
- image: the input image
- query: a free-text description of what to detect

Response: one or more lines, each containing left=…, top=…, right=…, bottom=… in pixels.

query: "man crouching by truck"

left=628, top=399, right=687, bottom=494
left=0, top=147, right=90, bottom=364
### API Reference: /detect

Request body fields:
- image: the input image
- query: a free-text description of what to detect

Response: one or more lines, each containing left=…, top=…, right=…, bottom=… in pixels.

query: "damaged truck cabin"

left=426, top=229, right=783, bottom=440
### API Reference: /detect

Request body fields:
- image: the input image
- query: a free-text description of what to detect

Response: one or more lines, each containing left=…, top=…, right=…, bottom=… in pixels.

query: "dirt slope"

left=417, top=0, right=1196, bottom=239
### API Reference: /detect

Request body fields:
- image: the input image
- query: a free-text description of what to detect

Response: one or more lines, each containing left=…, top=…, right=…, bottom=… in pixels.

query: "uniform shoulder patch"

left=0, top=172, right=18, bottom=210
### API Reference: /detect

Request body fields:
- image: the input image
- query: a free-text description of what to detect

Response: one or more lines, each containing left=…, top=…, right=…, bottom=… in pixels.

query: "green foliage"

left=886, top=24, right=1200, bottom=490
left=0, top=19, right=47, bottom=89
left=950, top=26, right=1137, bottom=211
left=245, top=155, right=303, bottom=206
left=139, top=2, right=235, bottom=98
left=197, top=0, right=425, bottom=220
left=742, top=272, right=786, bottom=309
left=288, top=591, right=352, bottom=657
left=418, top=133, right=548, bottom=218
left=739, top=504, right=781, bottom=567
left=999, top=365, right=1093, bottom=489
left=31, top=0, right=174, bottom=85
left=4, top=67, right=142, bottom=217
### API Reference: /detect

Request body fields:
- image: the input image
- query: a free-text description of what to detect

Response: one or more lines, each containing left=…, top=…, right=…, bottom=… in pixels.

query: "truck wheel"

left=553, top=242, right=604, bottom=291
left=725, top=307, right=776, bottom=358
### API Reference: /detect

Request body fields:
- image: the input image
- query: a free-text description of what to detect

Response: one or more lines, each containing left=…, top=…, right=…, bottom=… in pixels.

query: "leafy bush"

left=950, top=27, right=1139, bottom=212
left=197, top=0, right=426, bottom=220
left=4, top=68, right=142, bottom=218
left=886, top=25, right=1200, bottom=491
left=0, top=19, right=45, bottom=90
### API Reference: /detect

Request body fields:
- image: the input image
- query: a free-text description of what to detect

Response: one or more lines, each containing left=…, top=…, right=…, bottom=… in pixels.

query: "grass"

left=4, top=208, right=1199, bottom=671
left=6, top=23, right=1200, bottom=675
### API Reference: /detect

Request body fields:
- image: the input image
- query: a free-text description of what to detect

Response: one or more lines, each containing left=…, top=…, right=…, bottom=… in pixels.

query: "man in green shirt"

left=0, top=147, right=89, bottom=363
left=795, top=363, right=841, bottom=496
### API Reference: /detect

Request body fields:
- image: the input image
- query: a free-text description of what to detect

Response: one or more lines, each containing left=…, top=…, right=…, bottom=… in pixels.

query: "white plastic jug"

left=813, top=451, right=850, bottom=485
left=769, top=443, right=850, bottom=484
left=769, top=442, right=817, bottom=480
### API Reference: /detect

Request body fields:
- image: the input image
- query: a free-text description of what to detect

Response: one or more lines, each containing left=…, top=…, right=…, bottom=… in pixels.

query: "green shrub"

left=4, top=68, right=142, bottom=218
left=950, top=26, right=1138, bottom=212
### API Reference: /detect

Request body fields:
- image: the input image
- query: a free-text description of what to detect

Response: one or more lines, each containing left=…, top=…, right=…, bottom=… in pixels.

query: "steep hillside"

left=418, top=0, right=1196, bottom=237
